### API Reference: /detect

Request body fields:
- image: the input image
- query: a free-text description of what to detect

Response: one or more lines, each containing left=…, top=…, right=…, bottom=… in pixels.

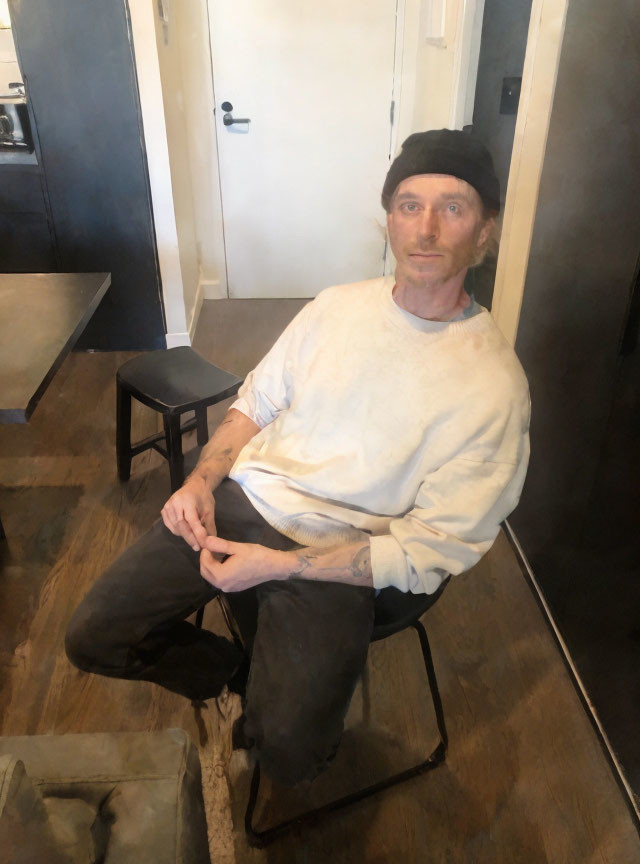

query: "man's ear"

left=476, top=214, right=495, bottom=249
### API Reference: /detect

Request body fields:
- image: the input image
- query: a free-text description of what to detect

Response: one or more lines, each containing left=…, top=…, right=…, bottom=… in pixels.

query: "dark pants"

left=65, top=479, right=375, bottom=786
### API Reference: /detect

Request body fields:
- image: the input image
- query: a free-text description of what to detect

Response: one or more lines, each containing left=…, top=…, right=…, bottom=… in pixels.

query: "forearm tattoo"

left=287, top=544, right=372, bottom=586
left=191, top=446, right=233, bottom=487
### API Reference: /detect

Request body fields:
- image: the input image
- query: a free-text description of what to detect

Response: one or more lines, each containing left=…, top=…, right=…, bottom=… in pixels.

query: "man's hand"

left=200, top=536, right=290, bottom=592
left=161, top=476, right=217, bottom=551
left=160, top=407, right=261, bottom=551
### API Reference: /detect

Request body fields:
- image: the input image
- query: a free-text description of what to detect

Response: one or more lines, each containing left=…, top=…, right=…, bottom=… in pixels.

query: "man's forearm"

left=201, top=535, right=374, bottom=591
left=284, top=541, right=373, bottom=588
left=186, top=407, right=261, bottom=492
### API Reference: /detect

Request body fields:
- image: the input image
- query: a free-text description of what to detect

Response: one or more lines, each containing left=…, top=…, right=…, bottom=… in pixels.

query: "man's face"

left=386, top=174, right=493, bottom=288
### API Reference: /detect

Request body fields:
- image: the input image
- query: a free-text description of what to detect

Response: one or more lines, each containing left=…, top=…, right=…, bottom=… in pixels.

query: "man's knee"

left=65, top=595, right=123, bottom=674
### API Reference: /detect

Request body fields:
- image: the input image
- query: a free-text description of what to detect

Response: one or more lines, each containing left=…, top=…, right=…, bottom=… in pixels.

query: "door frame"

left=490, top=0, right=570, bottom=345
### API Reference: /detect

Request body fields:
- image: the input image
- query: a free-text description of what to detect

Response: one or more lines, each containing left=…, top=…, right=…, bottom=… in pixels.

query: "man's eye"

left=401, top=202, right=419, bottom=212
left=448, top=203, right=461, bottom=214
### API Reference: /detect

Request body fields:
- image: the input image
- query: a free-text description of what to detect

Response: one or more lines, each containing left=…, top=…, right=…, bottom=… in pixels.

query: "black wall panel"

left=511, top=0, right=640, bottom=561
left=9, top=0, right=166, bottom=349
left=510, top=0, right=640, bottom=789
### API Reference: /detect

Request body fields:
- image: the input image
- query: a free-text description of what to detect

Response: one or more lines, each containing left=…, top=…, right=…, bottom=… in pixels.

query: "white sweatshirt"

left=229, top=276, right=530, bottom=594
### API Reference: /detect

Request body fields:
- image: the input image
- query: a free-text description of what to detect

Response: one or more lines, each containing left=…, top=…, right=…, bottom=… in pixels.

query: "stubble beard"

left=402, top=267, right=445, bottom=291
left=396, top=254, right=453, bottom=293
left=404, top=236, right=480, bottom=289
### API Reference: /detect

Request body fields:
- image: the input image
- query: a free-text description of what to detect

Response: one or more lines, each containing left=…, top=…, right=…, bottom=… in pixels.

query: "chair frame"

left=207, top=595, right=449, bottom=848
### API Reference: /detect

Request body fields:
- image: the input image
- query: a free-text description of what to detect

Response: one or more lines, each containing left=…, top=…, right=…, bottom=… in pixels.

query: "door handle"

left=223, top=112, right=250, bottom=127
left=220, top=101, right=250, bottom=127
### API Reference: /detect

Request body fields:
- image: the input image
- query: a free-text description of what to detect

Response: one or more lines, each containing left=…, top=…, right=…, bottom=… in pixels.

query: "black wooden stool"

left=116, top=346, right=243, bottom=492
left=210, top=581, right=450, bottom=846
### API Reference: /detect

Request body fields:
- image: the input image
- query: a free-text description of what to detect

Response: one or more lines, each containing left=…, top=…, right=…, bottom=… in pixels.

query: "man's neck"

left=392, top=268, right=471, bottom=322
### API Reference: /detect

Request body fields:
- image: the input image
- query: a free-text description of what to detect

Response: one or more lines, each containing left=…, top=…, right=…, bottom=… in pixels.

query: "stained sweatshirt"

left=229, top=276, right=530, bottom=594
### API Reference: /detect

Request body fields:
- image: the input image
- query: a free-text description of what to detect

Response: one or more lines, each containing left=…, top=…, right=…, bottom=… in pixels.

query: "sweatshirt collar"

left=381, top=275, right=487, bottom=334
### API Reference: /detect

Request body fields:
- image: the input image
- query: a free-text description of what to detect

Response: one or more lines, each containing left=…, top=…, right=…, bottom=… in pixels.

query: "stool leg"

left=116, top=382, right=132, bottom=482
left=196, top=406, right=209, bottom=446
left=163, top=413, right=184, bottom=493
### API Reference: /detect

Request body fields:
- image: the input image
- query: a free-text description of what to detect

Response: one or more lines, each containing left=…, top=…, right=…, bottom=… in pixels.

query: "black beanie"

left=381, top=129, right=501, bottom=213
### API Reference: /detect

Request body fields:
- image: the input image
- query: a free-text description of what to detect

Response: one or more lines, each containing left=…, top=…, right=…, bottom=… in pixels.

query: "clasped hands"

left=160, top=477, right=292, bottom=592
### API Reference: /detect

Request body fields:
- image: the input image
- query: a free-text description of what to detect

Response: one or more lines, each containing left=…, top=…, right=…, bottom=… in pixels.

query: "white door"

left=208, top=0, right=398, bottom=298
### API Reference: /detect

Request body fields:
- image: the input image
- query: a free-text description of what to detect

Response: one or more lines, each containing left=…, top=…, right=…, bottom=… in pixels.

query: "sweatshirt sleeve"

left=230, top=300, right=314, bottom=428
left=369, top=418, right=530, bottom=595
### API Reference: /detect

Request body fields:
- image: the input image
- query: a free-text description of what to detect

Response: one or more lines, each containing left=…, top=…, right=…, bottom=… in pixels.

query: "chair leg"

left=116, top=382, right=132, bottom=482
left=413, top=619, right=449, bottom=750
left=163, top=414, right=185, bottom=493
left=216, top=595, right=246, bottom=654
left=194, top=596, right=245, bottom=658
left=196, top=406, right=209, bottom=447
left=244, top=621, right=448, bottom=847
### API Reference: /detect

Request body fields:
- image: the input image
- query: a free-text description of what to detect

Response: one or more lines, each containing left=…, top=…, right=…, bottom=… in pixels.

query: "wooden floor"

left=1, top=298, right=639, bottom=864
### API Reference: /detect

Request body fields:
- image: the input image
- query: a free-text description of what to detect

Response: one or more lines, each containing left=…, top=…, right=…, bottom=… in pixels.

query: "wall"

left=413, top=1, right=460, bottom=130
left=510, top=0, right=640, bottom=560
left=153, top=3, right=201, bottom=341
left=130, top=0, right=227, bottom=345
left=409, top=0, right=484, bottom=134
left=174, top=0, right=227, bottom=299
left=128, top=0, right=187, bottom=346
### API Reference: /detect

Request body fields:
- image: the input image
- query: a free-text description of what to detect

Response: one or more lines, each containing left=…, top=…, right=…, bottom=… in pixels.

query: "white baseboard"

left=202, top=279, right=227, bottom=300
left=165, top=331, right=191, bottom=348
left=165, top=276, right=217, bottom=348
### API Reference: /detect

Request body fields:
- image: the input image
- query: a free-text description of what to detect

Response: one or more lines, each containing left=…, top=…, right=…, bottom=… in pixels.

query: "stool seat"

left=117, top=346, right=242, bottom=415
left=116, top=347, right=243, bottom=492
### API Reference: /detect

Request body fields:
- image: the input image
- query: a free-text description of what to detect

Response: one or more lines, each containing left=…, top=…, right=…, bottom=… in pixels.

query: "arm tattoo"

left=352, top=546, right=372, bottom=580
left=192, top=446, right=233, bottom=487
left=210, top=445, right=233, bottom=464
left=287, top=544, right=372, bottom=587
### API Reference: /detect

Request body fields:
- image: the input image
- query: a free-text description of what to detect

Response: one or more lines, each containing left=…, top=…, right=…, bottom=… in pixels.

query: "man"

left=66, top=130, right=530, bottom=787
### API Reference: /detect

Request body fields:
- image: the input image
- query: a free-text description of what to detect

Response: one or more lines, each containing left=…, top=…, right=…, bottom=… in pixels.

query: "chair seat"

left=117, top=346, right=243, bottom=415
left=372, top=579, right=449, bottom=641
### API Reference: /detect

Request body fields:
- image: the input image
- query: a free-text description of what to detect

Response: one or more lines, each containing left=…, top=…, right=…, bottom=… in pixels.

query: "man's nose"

left=418, top=208, right=439, bottom=240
